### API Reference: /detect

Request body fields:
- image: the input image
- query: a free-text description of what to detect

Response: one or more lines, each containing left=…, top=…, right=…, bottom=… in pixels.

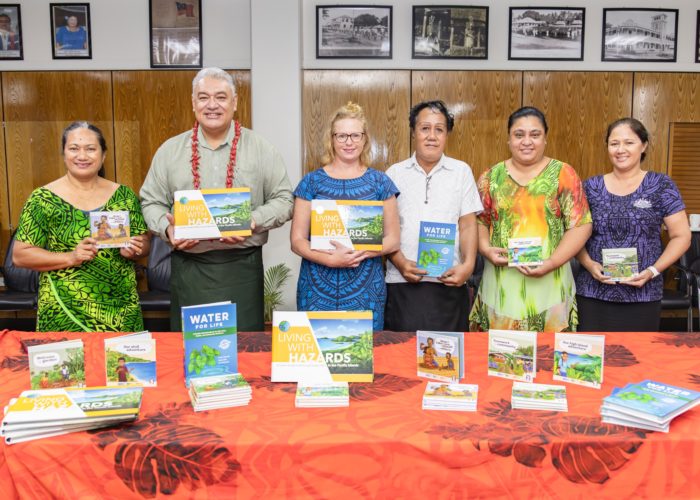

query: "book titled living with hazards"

left=272, top=311, right=374, bottom=383
left=182, top=302, right=238, bottom=387
left=310, top=200, right=383, bottom=251
left=174, top=188, right=252, bottom=240
left=416, top=221, right=456, bottom=277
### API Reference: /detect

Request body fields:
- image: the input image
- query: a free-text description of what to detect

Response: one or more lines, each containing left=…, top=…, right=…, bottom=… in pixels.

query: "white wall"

left=0, top=0, right=250, bottom=70
left=303, top=0, right=700, bottom=71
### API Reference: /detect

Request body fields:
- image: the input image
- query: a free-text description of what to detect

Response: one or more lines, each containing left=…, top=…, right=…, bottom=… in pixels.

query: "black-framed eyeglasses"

left=333, top=132, right=365, bottom=143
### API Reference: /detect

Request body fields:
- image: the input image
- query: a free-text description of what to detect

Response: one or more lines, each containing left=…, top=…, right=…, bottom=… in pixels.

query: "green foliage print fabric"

left=15, top=185, right=147, bottom=332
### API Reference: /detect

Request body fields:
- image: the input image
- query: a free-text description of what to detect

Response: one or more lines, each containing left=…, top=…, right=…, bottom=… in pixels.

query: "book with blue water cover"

left=182, top=302, right=238, bottom=387
left=601, top=380, right=700, bottom=425
left=416, top=221, right=456, bottom=277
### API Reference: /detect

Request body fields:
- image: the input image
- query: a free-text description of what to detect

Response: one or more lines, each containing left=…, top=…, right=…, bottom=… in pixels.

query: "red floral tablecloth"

left=1, top=329, right=699, bottom=499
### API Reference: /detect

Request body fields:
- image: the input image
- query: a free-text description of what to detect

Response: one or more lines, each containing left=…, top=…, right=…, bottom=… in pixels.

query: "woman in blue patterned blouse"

left=290, top=102, right=400, bottom=330
left=575, top=118, right=691, bottom=331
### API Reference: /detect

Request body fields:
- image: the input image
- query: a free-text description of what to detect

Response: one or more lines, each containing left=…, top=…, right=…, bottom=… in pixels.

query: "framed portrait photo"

left=602, top=8, right=678, bottom=62
left=50, top=3, right=91, bottom=59
left=149, top=0, right=202, bottom=68
left=316, top=5, right=392, bottom=59
left=412, top=5, right=488, bottom=59
left=508, top=7, right=584, bottom=61
left=0, top=4, right=22, bottom=60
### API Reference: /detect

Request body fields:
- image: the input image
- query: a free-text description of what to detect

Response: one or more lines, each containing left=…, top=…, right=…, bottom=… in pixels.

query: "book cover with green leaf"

left=416, top=221, right=456, bottom=277
left=182, top=302, right=238, bottom=387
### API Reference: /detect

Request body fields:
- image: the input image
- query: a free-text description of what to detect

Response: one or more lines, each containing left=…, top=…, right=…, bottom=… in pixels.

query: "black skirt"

left=576, top=295, right=661, bottom=332
left=384, top=282, right=470, bottom=332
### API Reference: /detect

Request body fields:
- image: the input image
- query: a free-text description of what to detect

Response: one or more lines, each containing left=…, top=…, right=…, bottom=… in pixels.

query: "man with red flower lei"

left=141, top=67, right=293, bottom=331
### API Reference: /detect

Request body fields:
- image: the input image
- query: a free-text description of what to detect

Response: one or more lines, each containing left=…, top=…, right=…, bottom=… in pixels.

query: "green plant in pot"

left=263, top=263, right=293, bottom=323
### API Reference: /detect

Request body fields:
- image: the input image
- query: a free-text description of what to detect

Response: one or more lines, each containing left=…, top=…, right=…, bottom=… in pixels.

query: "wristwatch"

left=646, top=265, right=660, bottom=278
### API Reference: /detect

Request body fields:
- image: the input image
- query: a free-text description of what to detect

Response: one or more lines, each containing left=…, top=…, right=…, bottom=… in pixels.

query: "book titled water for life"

left=174, top=188, right=252, bottom=240
left=182, top=302, right=238, bottom=387
left=416, top=221, right=456, bottom=277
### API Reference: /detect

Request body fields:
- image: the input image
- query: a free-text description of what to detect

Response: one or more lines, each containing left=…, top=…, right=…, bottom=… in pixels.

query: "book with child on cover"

left=310, top=200, right=383, bottom=251
left=416, top=330, right=463, bottom=382
left=487, top=329, right=537, bottom=382
left=272, top=311, right=374, bottom=383
left=174, top=188, right=252, bottom=239
left=507, top=237, right=543, bottom=266
left=602, top=248, right=639, bottom=282
left=90, top=211, right=130, bottom=248
left=553, top=333, right=604, bottom=389
left=104, top=332, right=157, bottom=387
left=28, top=340, right=85, bottom=390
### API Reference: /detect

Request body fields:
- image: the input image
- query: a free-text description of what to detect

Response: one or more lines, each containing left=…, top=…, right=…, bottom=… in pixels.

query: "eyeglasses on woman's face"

left=333, top=132, right=365, bottom=143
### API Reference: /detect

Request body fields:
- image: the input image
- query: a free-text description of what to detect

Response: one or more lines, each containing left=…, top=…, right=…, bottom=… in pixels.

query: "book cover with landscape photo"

left=553, top=333, right=604, bottom=388
left=28, top=340, right=85, bottom=390
left=105, top=335, right=157, bottom=387
left=272, top=311, right=374, bottom=383
left=310, top=200, right=383, bottom=251
left=602, top=248, right=639, bottom=282
left=487, top=330, right=537, bottom=382
left=174, top=188, right=252, bottom=240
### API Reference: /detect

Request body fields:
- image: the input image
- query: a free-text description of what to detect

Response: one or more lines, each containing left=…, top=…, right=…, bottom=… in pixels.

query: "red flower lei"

left=190, top=120, right=242, bottom=189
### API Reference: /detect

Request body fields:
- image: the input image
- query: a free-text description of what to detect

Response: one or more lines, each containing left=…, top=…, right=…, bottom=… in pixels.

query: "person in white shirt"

left=385, top=100, right=483, bottom=331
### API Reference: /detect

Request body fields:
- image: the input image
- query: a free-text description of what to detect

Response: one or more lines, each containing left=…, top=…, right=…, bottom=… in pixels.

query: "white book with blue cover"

left=601, top=380, right=700, bottom=425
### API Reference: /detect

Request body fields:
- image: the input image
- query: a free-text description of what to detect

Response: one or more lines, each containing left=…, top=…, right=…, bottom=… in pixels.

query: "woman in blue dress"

left=55, top=15, right=87, bottom=51
left=291, top=102, right=400, bottom=330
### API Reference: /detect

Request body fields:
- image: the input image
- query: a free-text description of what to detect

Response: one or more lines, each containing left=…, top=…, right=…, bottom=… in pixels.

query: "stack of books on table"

left=188, top=374, right=252, bottom=412
left=511, top=382, right=568, bottom=412
left=601, top=380, right=700, bottom=432
left=1, top=386, right=143, bottom=445
left=295, top=382, right=349, bottom=408
left=422, top=382, right=478, bottom=412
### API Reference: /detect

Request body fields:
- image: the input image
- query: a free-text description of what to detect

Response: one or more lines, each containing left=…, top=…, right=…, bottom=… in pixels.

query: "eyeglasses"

left=333, top=132, right=365, bottom=143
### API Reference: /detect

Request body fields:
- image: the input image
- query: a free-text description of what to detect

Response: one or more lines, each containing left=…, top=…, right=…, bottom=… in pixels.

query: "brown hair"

left=321, top=101, right=372, bottom=167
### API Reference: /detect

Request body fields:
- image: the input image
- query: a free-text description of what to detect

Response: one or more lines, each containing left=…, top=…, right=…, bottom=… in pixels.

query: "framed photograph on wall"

left=150, top=0, right=202, bottom=68
left=508, top=7, right=584, bottom=60
left=50, top=3, right=91, bottom=59
left=602, top=8, right=678, bottom=62
left=0, top=5, right=22, bottom=60
left=412, top=6, right=488, bottom=59
left=316, top=5, right=392, bottom=59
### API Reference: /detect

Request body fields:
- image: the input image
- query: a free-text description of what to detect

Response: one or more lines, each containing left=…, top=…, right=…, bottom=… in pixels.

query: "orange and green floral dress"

left=469, top=159, right=591, bottom=332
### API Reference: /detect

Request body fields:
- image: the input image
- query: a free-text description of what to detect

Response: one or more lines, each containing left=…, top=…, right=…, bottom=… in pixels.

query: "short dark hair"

left=507, top=106, right=548, bottom=134
left=0, top=14, right=11, bottom=21
left=605, top=117, right=649, bottom=162
left=409, top=100, right=454, bottom=132
left=118, top=357, right=126, bottom=362
left=61, top=121, right=107, bottom=177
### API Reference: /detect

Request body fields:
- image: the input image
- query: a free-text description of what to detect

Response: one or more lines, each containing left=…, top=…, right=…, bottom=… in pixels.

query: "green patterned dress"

left=15, top=185, right=148, bottom=332
left=469, top=160, right=591, bottom=332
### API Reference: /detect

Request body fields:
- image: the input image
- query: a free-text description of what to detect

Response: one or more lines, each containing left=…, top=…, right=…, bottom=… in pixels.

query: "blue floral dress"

left=294, top=168, right=399, bottom=330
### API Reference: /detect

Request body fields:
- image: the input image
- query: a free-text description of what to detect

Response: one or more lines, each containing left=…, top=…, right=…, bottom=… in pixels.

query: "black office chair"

left=138, top=235, right=171, bottom=312
left=661, top=233, right=700, bottom=332
left=0, top=232, right=40, bottom=312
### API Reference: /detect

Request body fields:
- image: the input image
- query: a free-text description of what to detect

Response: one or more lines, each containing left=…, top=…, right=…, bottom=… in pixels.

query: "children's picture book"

left=487, top=330, right=537, bottom=382
left=182, top=302, right=238, bottom=386
left=512, top=382, right=568, bottom=411
left=28, top=340, right=85, bottom=390
left=189, top=373, right=252, bottom=411
left=272, top=311, right=374, bottom=383
left=90, top=211, right=130, bottom=248
left=295, top=382, right=350, bottom=407
left=508, top=237, right=543, bottom=267
left=310, top=200, right=384, bottom=251
left=601, top=380, right=700, bottom=424
left=422, top=382, right=478, bottom=411
left=416, top=221, right=456, bottom=277
left=174, top=188, right=252, bottom=240
left=104, top=332, right=157, bottom=387
left=553, top=333, right=604, bottom=389
left=602, top=248, right=639, bottom=282
left=416, top=331, right=463, bottom=382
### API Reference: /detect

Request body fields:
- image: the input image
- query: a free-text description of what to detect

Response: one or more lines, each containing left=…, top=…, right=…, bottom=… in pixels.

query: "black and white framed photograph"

left=602, top=8, right=678, bottom=62
left=149, top=0, right=202, bottom=68
left=696, top=11, right=699, bottom=63
left=50, top=3, right=91, bottom=59
left=508, top=7, right=584, bottom=60
left=412, top=6, right=488, bottom=59
left=316, top=5, right=392, bottom=59
left=0, top=4, right=22, bottom=60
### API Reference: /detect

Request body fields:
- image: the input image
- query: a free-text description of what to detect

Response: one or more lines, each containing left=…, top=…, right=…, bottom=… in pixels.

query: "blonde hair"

left=321, top=101, right=372, bottom=167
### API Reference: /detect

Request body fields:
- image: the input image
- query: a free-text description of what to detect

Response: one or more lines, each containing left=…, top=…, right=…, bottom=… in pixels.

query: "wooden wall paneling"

left=112, top=70, right=251, bottom=193
left=0, top=76, right=9, bottom=254
left=302, top=70, right=411, bottom=173
left=2, top=71, right=114, bottom=239
left=633, top=73, right=700, bottom=174
left=412, top=71, right=522, bottom=179
left=523, top=71, right=633, bottom=181
left=668, top=123, right=700, bottom=215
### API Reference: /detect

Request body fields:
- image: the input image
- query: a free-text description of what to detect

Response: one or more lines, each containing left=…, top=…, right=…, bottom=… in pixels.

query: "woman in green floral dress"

left=13, top=122, right=150, bottom=332
left=469, top=107, right=592, bottom=332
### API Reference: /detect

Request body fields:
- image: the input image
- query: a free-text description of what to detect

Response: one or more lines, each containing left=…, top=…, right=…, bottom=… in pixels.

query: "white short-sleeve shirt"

left=385, top=153, right=483, bottom=284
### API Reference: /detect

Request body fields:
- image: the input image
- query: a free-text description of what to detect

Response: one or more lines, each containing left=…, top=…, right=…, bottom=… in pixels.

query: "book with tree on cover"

left=28, top=340, right=85, bottom=390
left=487, top=329, right=537, bottom=382
left=508, top=237, right=543, bottom=266
left=553, top=333, right=604, bottom=389
left=602, top=248, right=639, bottom=282
left=104, top=332, right=157, bottom=387
left=174, top=188, right=252, bottom=239
left=416, top=221, right=456, bottom=277
left=310, top=200, right=383, bottom=251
